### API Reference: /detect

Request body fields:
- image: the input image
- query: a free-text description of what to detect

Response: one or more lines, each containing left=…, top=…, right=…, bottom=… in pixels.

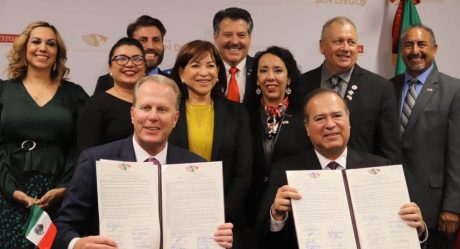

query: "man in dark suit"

left=54, top=75, right=233, bottom=249
left=392, top=24, right=460, bottom=249
left=301, top=16, right=401, bottom=163
left=94, top=15, right=170, bottom=94
left=256, top=88, right=427, bottom=249
left=213, top=7, right=253, bottom=103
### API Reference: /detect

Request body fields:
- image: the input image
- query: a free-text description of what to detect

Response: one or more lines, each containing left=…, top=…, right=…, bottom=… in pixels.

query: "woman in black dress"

left=0, top=21, right=88, bottom=248
left=76, top=38, right=146, bottom=153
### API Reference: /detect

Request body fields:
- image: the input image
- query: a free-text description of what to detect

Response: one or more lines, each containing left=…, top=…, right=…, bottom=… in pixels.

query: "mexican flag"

left=24, top=205, right=57, bottom=249
left=391, top=0, right=422, bottom=75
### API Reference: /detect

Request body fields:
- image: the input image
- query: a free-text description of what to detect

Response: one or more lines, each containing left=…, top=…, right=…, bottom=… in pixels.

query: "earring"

left=256, top=86, right=261, bottom=95
left=109, top=72, right=113, bottom=77
left=285, top=86, right=292, bottom=95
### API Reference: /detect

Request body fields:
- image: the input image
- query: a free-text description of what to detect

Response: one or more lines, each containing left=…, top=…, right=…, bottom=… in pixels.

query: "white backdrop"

left=0, top=0, right=458, bottom=94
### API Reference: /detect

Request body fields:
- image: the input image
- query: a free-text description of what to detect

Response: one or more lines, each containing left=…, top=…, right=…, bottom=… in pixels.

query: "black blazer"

left=93, top=68, right=170, bottom=94
left=301, top=64, right=402, bottom=163
left=53, top=137, right=204, bottom=249
left=169, top=97, right=252, bottom=229
left=257, top=147, right=391, bottom=249
left=239, top=55, right=254, bottom=104
left=246, top=104, right=311, bottom=224
left=392, top=69, right=460, bottom=228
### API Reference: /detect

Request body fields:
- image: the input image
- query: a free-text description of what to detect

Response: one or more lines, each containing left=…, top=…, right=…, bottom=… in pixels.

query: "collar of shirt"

left=132, top=136, right=168, bottom=164
left=399, top=65, right=434, bottom=114
left=146, top=67, right=160, bottom=76
left=320, top=64, right=354, bottom=86
left=314, top=147, right=347, bottom=170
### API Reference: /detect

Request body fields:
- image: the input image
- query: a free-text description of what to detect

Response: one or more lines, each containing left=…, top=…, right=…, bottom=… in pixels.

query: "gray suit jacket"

left=53, top=137, right=204, bottom=249
left=392, top=68, right=460, bottom=228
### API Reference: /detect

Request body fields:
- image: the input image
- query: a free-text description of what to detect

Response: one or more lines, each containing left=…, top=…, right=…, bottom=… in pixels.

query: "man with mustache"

left=213, top=7, right=253, bottom=104
left=301, top=16, right=401, bottom=164
left=94, top=15, right=169, bottom=94
left=391, top=24, right=460, bottom=249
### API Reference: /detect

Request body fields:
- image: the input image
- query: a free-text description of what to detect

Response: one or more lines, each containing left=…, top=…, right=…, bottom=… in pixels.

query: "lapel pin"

left=346, top=95, right=353, bottom=100
left=427, top=88, right=433, bottom=92
left=348, top=90, right=354, bottom=95
left=351, top=85, right=358, bottom=90
left=282, top=120, right=289, bottom=125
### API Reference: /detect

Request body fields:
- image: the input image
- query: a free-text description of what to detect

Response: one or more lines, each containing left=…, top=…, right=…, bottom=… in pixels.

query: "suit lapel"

left=304, top=66, right=322, bottom=93
left=346, top=65, right=364, bottom=108
left=118, top=137, right=137, bottom=161
left=403, top=70, right=440, bottom=137
left=306, top=149, right=322, bottom=170
left=211, top=99, right=226, bottom=161
left=174, top=99, right=189, bottom=148
left=345, top=148, right=365, bottom=169
left=393, top=75, right=405, bottom=110
left=243, top=56, right=253, bottom=104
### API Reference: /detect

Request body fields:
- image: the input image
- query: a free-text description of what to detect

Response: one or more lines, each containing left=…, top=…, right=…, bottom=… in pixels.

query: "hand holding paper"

left=272, top=185, right=301, bottom=221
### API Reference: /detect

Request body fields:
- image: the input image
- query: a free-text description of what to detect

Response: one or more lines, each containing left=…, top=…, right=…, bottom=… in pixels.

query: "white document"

left=162, top=161, right=225, bottom=249
left=96, top=160, right=225, bottom=249
left=346, top=165, right=420, bottom=249
left=287, top=170, right=357, bottom=249
left=96, top=160, right=160, bottom=249
left=287, top=165, right=420, bottom=249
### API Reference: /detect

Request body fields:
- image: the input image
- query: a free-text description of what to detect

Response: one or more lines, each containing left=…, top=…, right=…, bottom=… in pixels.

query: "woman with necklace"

left=0, top=21, right=88, bottom=248
left=244, top=46, right=310, bottom=238
left=169, top=40, right=252, bottom=249
left=76, top=38, right=146, bottom=153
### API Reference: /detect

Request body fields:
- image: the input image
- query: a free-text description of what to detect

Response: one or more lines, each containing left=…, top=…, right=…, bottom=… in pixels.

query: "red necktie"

left=227, top=66, right=240, bottom=102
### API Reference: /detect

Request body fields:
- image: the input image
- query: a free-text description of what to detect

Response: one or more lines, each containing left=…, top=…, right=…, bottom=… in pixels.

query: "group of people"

left=0, top=6, right=459, bottom=249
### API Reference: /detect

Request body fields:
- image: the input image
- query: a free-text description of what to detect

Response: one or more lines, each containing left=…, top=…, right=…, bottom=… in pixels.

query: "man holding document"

left=257, top=88, right=427, bottom=249
left=52, top=75, right=233, bottom=249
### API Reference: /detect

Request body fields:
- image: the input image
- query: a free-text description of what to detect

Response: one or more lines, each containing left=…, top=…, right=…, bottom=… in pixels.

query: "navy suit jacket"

left=53, top=137, right=204, bottom=249
left=301, top=64, right=402, bottom=163
left=392, top=69, right=460, bottom=228
left=169, top=97, right=252, bottom=229
left=256, top=147, right=391, bottom=249
left=93, top=68, right=170, bottom=94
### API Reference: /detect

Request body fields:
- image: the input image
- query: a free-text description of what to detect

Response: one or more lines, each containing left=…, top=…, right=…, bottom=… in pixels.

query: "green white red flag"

left=391, top=0, right=422, bottom=75
left=24, top=205, right=57, bottom=249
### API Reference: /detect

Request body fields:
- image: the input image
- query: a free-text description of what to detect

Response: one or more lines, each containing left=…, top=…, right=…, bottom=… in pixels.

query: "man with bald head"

left=302, top=16, right=401, bottom=163
left=256, top=89, right=427, bottom=249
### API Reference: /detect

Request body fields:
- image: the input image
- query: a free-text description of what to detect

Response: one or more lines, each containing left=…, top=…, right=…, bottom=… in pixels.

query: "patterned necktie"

left=330, top=76, right=340, bottom=92
left=327, top=161, right=340, bottom=170
left=145, top=157, right=161, bottom=166
left=227, top=66, right=240, bottom=102
left=401, top=79, right=418, bottom=134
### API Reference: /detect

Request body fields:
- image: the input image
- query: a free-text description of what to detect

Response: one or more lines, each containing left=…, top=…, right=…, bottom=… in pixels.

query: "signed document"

left=162, top=161, right=225, bottom=249
left=96, top=160, right=225, bottom=249
left=287, top=165, right=420, bottom=249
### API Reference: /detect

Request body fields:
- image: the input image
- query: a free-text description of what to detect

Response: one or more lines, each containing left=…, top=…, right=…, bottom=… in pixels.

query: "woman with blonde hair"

left=0, top=21, right=88, bottom=248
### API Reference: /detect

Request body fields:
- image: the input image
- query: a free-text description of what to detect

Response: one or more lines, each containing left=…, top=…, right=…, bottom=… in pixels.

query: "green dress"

left=0, top=79, right=88, bottom=249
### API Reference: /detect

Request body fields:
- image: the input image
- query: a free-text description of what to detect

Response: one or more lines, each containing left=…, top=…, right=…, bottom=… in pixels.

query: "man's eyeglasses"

left=111, top=55, right=145, bottom=66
